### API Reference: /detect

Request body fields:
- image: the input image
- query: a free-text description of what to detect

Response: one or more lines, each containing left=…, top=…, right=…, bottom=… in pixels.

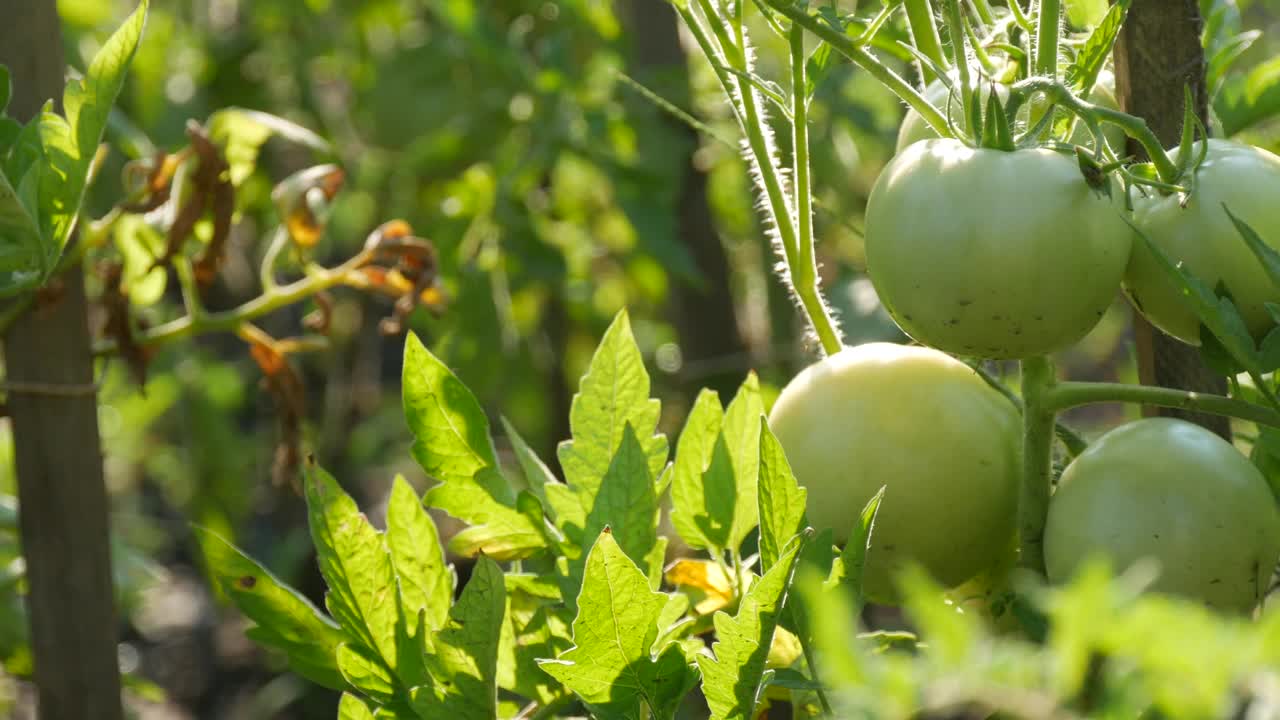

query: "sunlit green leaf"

left=539, top=530, right=696, bottom=720
left=304, top=463, right=400, bottom=668
left=194, top=526, right=348, bottom=691
left=698, top=534, right=805, bottom=720
left=403, top=332, right=546, bottom=560
left=670, top=389, right=727, bottom=551
left=757, top=419, right=807, bottom=575
left=411, top=556, right=506, bottom=720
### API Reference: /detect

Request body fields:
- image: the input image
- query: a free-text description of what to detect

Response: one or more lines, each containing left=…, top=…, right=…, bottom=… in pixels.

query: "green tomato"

left=1125, top=139, right=1280, bottom=345
left=896, top=71, right=1126, bottom=153
left=1044, top=418, right=1280, bottom=614
left=864, top=139, right=1131, bottom=358
left=767, top=343, right=1020, bottom=604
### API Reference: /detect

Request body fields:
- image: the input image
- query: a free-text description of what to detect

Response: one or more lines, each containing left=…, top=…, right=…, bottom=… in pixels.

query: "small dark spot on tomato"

left=957, top=299, right=972, bottom=307
left=991, top=314, right=1002, bottom=321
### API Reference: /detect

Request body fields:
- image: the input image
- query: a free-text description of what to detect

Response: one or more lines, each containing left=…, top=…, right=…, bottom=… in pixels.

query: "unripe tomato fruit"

left=864, top=139, right=1131, bottom=358
left=1125, top=139, right=1280, bottom=345
left=1044, top=418, right=1280, bottom=614
left=896, top=71, right=1126, bottom=153
left=767, top=343, right=1020, bottom=604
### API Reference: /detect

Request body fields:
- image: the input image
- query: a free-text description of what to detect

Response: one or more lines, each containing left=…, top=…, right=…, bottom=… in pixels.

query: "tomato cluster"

left=768, top=84, right=1280, bottom=613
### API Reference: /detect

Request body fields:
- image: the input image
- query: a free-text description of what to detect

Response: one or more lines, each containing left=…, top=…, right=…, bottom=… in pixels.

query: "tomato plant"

left=1126, top=139, right=1280, bottom=345
left=1044, top=418, right=1280, bottom=614
left=767, top=342, right=1020, bottom=602
left=864, top=139, right=1131, bottom=358
left=896, top=71, right=1126, bottom=152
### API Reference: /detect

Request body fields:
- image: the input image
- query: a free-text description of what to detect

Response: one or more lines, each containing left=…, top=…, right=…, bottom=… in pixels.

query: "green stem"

left=1046, top=381, right=1280, bottom=429
left=943, top=0, right=974, bottom=138
left=260, top=227, right=289, bottom=293
left=790, top=26, right=843, bottom=356
left=1019, top=356, right=1056, bottom=576
left=762, top=0, right=951, bottom=136
left=968, top=361, right=1087, bottom=457
left=94, top=250, right=370, bottom=354
left=903, top=0, right=947, bottom=82
left=1035, top=0, right=1060, bottom=78
left=970, top=0, right=995, bottom=25
left=174, top=258, right=205, bottom=320
left=1007, top=77, right=1180, bottom=184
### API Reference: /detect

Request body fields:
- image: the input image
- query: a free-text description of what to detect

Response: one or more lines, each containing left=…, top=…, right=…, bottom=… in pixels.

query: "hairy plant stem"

left=1046, top=381, right=1280, bottom=428
left=943, top=0, right=974, bottom=137
left=1018, top=356, right=1056, bottom=576
left=903, top=0, right=947, bottom=82
left=1006, top=77, right=1181, bottom=183
left=760, top=0, right=951, bottom=136
left=970, top=0, right=995, bottom=25
left=1035, top=0, right=1060, bottom=78
left=789, top=25, right=843, bottom=356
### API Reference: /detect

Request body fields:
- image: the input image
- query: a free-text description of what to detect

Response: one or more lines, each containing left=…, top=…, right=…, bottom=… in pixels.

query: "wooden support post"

left=1114, top=0, right=1232, bottom=439
left=0, top=1, right=125, bottom=717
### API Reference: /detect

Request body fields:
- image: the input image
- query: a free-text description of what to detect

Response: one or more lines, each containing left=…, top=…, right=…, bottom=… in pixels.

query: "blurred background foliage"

left=1, top=0, right=1279, bottom=716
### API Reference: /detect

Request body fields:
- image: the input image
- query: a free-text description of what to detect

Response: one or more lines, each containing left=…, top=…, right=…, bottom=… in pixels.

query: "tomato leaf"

left=1126, top=217, right=1260, bottom=374
left=1224, top=204, right=1280, bottom=291
left=0, top=167, right=44, bottom=294
left=827, top=486, right=885, bottom=607
left=337, top=642, right=399, bottom=706
left=697, top=533, right=805, bottom=720
left=538, top=530, right=696, bottom=720
left=898, top=567, right=979, bottom=668
left=671, top=389, right=728, bottom=551
left=1215, top=54, right=1280, bottom=137
left=403, top=332, right=546, bottom=560
left=556, top=309, right=669, bottom=534
left=410, top=556, right=506, bottom=720
left=1065, top=0, right=1131, bottom=96
left=338, top=693, right=377, bottom=720
left=207, top=107, right=331, bottom=186
left=563, top=424, right=663, bottom=610
left=35, top=0, right=149, bottom=284
left=725, top=373, right=764, bottom=551
left=385, top=476, right=454, bottom=639
left=499, top=416, right=558, bottom=523
left=757, top=419, right=807, bottom=575
left=304, top=463, right=401, bottom=671
left=193, top=526, right=349, bottom=691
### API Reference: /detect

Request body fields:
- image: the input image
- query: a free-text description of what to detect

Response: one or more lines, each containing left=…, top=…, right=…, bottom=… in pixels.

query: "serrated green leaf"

left=562, top=425, right=661, bottom=611
left=1127, top=217, right=1260, bottom=374
left=403, top=333, right=546, bottom=560
left=338, top=693, right=377, bottom=720
left=385, top=476, right=454, bottom=634
left=304, top=463, right=400, bottom=668
left=193, top=526, right=348, bottom=691
left=42, top=0, right=149, bottom=273
left=207, top=107, right=330, bottom=186
left=556, top=310, right=669, bottom=525
left=584, top=424, right=660, bottom=563
left=1224, top=204, right=1280, bottom=292
left=539, top=530, right=696, bottom=720
left=113, top=213, right=166, bottom=306
left=500, top=416, right=558, bottom=522
left=337, top=641, right=399, bottom=706
left=757, top=420, right=807, bottom=575
left=499, top=602, right=572, bottom=706
left=411, top=556, right=506, bottom=720
left=670, top=390, right=729, bottom=551
left=697, top=534, right=806, bottom=720
left=1065, top=0, right=1130, bottom=96
left=724, top=373, right=763, bottom=550
left=826, top=487, right=885, bottom=606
